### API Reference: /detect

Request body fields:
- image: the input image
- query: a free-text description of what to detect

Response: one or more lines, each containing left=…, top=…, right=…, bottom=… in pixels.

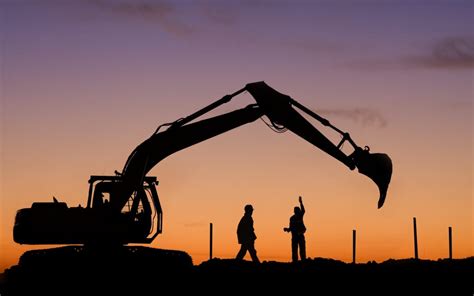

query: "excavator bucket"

left=352, top=148, right=393, bottom=208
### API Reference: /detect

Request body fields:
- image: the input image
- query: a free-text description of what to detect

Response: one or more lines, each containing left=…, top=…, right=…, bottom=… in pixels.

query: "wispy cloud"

left=402, top=37, right=474, bottom=69
left=87, top=0, right=194, bottom=37
left=199, top=2, right=238, bottom=26
left=444, top=100, right=472, bottom=111
left=84, top=0, right=346, bottom=55
left=315, top=108, right=387, bottom=128
left=347, top=37, right=474, bottom=70
left=278, top=39, right=346, bottom=54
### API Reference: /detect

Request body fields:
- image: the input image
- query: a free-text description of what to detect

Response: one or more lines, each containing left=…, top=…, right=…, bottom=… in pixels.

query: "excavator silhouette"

left=13, top=82, right=392, bottom=247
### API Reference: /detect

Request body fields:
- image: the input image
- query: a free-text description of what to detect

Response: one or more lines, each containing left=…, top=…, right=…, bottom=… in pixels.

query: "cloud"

left=314, top=108, right=387, bottom=128
left=347, top=37, right=474, bottom=70
left=444, top=100, right=472, bottom=110
left=87, top=0, right=194, bottom=37
left=198, top=0, right=270, bottom=26
left=200, top=2, right=239, bottom=26
left=278, top=39, right=346, bottom=54
left=402, top=37, right=474, bottom=69
left=85, top=0, right=346, bottom=54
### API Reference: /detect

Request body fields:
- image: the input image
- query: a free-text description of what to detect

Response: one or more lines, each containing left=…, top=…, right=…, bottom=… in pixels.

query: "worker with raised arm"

left=284, top=196, right=307, bottom=262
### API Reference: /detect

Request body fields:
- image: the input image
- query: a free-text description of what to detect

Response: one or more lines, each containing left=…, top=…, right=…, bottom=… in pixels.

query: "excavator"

left=13, top=81, right=392, bottom=247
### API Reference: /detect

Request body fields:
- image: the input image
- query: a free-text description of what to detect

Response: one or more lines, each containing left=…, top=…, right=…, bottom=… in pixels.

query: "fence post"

left=413, top=217, right=418, bottom=259
left=448, top=226, right=452, bottom=260
left=210, top=222, right=213, bottom=260
left=352, top=229, right=356, bottom=264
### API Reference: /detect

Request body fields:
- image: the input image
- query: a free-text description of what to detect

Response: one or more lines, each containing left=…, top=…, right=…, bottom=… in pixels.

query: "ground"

left=0, top=246, right=472, bottom=295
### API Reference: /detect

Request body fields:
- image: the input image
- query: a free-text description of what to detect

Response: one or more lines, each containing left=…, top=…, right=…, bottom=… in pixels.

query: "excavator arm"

left=119, top=81, right=392, bottom=210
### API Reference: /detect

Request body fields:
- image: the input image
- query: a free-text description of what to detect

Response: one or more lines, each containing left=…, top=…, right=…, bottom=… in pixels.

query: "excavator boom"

left=121, top=81, right=392, bottom=210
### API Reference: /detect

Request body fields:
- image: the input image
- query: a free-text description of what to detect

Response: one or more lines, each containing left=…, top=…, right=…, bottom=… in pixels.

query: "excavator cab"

left=13, top=176, right=162, bottom=245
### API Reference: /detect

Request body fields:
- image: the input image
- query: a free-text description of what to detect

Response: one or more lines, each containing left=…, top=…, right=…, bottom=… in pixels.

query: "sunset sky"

left=1, top=0, right=472, bottom=272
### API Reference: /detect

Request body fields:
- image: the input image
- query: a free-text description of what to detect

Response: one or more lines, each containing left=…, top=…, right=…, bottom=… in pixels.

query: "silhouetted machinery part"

left=14, top=176, right=163, bottom=245
left=350, top=147, right=393, bottom=208
left=16, top=246, right=193, bottom=272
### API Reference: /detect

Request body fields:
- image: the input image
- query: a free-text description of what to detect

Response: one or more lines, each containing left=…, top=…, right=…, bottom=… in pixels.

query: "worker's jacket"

left=237, top=214, right=257, bottom=244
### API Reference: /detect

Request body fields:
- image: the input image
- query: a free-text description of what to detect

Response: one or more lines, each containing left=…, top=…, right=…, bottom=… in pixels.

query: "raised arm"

left=299, top=196, right=305, bottom=215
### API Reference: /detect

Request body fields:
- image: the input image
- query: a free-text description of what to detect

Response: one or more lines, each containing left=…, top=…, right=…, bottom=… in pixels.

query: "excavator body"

left=14, top=176, right=162, bottom=244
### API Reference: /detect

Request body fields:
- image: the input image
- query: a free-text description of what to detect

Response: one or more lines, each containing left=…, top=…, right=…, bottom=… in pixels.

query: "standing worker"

left=236, top=204, right=260, bottom=263
left=284, top=196, right=307, bottom=262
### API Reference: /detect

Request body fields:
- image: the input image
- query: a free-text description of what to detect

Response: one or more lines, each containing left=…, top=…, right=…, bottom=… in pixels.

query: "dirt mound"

left=1, top=250, right=472, bottom=295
